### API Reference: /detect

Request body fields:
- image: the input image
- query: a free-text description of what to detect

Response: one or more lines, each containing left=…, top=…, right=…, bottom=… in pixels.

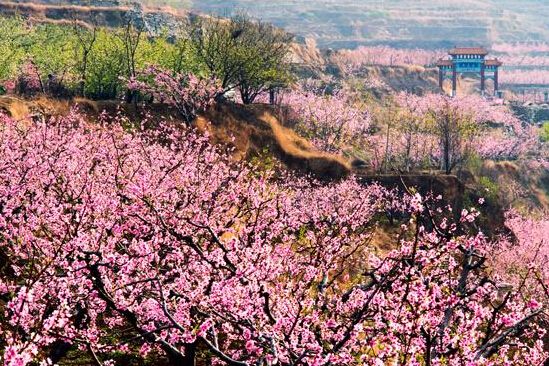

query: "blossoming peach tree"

left=127, top=66, right=222, bottom=123
left=378, top=93, right=538, bottom=173
left=0, top=111, right=546, bottom=366
left=489, top=212, right=549, bottom=304
left=269, top=88, right=372, bottom=154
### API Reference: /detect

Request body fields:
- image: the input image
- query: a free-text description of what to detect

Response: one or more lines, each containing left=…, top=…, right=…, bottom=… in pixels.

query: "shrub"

left=0, top=16, right=26, bottom=81
left=541, top=121, right=549, bottom=142
left=84, top=29, right=126, bottom=100
left=14, top=61, right=43, bottom=97
left=477, top=176, right=500, bottom=204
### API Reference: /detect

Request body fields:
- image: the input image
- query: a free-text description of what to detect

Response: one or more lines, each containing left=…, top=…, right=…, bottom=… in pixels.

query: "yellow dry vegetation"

left=201, top=103, right=351, bottom=180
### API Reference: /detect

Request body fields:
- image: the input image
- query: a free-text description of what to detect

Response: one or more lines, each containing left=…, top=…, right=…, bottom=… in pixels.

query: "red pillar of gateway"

left=494, top=68, right=499, bottom=96
left=480, top=64, right=485, bottom=95
left=452, top=64, right=457, bottom=97
left=438, top=69, right=443, bottom=88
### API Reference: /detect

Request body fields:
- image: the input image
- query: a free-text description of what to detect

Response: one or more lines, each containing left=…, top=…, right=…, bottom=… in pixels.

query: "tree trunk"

left=183, top=343, right=197, bottom=366
left=49, top=340, right=72, bottom=364
left=444, top=137, right=450, bottom=174
left=166, top=342, right=196, bottom=366
left=125, top=88, right=135, bottom=104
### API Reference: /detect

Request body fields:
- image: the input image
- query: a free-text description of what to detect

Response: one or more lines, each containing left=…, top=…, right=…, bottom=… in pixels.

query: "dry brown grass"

left=201, top=103, right=351, bottom=180
left=289, top=39, right=325, bottom=66
left=0, top=96, right=32, bottom=120
left=480, top=160, right=549, bottom=212
left=0, top=2, right=130, bottom=13
left=0, top=95, right=77, bottom=119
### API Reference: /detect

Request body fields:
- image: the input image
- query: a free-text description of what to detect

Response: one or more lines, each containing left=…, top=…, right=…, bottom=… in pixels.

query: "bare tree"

left=117, top=17, right=145, bottom=103
left=72, top=19, right=97, bottom=97
left=430, top=100, right=476, bottom=174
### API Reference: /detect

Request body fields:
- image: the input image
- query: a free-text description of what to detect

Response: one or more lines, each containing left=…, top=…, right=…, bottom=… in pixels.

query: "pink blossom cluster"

left=489, top=212, right=549, bottom=304
left=128, top=66, right=222, bottom=122
left=0, top=110, right=546, bottom=365
left=278, top=88, right=372, bottom=153
left=474, top=128, right=539, bottom=161
left=500, top=70, right=549, bottom=85
left=331, top=46, right=446, bottom=70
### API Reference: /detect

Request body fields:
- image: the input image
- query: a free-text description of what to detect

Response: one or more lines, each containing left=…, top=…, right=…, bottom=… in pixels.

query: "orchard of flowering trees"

left=500, top=70, right=549, bottom=85
left=329, top=46, right=446, bottom=70
left=0, top=106, right=548, bottom=365
left=493, top=42, right=549, bottom=54
left=268, top=85, right=537, bottom=174
left=386, top=93, right=537, bottom=173
left=0, top=10, right=548, bottom=365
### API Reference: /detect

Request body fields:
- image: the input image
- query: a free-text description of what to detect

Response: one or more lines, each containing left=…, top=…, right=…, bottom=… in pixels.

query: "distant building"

left=436, top=47, right=502, bottom=97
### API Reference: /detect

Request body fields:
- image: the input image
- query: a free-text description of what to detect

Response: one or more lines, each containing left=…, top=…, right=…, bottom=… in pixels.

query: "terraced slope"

left=5, top=0, right=549, bottom=49
left=188, top=0, right=549, bottom=49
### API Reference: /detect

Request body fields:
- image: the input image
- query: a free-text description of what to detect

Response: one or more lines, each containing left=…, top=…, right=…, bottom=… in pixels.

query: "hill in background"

left=6, top=0, right=549, bottom=50
left=188, top=0, right=549, bottom=49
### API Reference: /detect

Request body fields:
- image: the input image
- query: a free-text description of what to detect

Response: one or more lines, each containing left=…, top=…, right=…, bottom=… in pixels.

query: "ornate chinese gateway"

left=437, top=47, right=502, bottom=97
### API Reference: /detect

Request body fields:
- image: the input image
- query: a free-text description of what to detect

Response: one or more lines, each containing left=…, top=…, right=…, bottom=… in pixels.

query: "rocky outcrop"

left=0, top=1, right=185, bottom=36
